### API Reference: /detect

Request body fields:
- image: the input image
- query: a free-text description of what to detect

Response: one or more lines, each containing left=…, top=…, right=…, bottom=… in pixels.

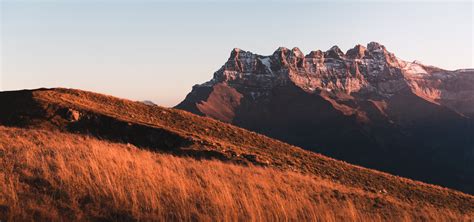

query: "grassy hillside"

left=0, top=88, right=473, bottom=221
left=0, top=126, right=471, bottom=221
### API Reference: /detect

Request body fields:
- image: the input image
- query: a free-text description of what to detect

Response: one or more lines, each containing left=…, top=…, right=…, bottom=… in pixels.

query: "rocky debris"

left=239, top=153, right=271, bottom=166
left=62, top=108, right=81, bottom=122
left=69, top=109, right=81, bottom=121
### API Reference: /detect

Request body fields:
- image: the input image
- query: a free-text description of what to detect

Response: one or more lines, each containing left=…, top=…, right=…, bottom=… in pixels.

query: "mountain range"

left=1, top=42, right=473, bottom=220
left=176, top=42, right=474, bottom=194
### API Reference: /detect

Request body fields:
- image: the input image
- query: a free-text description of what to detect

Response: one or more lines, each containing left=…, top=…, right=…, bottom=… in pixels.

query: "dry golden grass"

left=3, top=87, right=473, bottom=213
left=0, top=126, right=471, bottom=221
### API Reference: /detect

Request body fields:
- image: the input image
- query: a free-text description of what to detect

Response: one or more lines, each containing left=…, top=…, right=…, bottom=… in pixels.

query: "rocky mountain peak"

left=229, top=48, right=254, bottom=60
left=291, top=47, right=304, bottom=58
left=270, top=46, right=305, bottom=68
left=232, top=47, right=242, bottom=53
left=324, top=45, right=345, bottom=59
left=272, top=47, right=290, bottom=58
left=367, top=41, right=386, bottom=52
left=346, top=44, right=367, bottom=59
left=363, top=42, right=403, bottom=66
left=177, top=43, right=474, bottom=196
left=305, top=50, right=324, bottom=59
left=229, top=48, right=242, bottom=59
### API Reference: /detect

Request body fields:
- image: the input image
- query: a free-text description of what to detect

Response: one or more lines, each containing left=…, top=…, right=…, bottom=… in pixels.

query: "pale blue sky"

left=1, top=0, right=473, bottom=106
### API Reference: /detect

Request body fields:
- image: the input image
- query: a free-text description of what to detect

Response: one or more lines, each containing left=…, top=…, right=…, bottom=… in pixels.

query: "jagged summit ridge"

left=229, top=42, right=390, bottom=60
left=204, top=42, right=435, bottom=96
left=217, top=42, right=406, bottom=76
left=192, top=42, right=472, bottom=117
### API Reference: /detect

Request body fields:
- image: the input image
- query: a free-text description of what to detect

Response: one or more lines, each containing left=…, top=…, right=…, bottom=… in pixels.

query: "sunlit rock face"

left=196, top=42, right=473, bottom=114
left=176, top=42, right=474, bottom=194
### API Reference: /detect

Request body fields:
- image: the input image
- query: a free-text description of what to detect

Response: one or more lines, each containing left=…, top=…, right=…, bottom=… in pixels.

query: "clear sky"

left=1, top=0, right=473, bottom=107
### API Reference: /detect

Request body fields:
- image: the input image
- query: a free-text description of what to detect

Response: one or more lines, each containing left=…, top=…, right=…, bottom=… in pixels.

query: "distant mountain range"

left=176, top=42, right=474, bottom=194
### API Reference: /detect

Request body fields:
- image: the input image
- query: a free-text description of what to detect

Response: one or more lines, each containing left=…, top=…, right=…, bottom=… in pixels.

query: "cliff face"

left=176, top=42, right=474, bottom=194
left=180, top=42, right=473, bottom=120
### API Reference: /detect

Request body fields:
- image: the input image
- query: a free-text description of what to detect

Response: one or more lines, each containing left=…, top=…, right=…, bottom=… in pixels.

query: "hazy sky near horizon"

left=1, top=1, right=473, bottom=107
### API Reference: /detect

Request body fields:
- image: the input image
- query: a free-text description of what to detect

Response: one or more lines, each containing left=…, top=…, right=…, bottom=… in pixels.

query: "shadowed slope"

left=176, top=44, right=474, bottom=194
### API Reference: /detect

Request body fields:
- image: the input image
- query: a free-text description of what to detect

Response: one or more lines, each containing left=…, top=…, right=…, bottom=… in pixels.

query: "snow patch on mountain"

left=259, top=57, right=273, bottom=74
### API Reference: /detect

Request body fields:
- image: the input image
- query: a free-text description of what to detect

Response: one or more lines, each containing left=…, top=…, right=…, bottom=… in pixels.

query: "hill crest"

left=0, top=88, right=473, bottom=216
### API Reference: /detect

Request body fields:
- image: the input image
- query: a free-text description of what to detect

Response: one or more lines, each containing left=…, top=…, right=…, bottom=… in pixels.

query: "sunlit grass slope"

left=0, top=126, right=471, bottom=221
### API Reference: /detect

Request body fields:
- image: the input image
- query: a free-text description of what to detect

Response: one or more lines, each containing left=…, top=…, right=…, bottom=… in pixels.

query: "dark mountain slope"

left=176, top=42, right=474, bottom=194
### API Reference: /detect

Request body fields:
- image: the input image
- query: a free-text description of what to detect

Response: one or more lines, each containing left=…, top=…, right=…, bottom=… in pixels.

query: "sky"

left=1, top=0, right=473, bottom=107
